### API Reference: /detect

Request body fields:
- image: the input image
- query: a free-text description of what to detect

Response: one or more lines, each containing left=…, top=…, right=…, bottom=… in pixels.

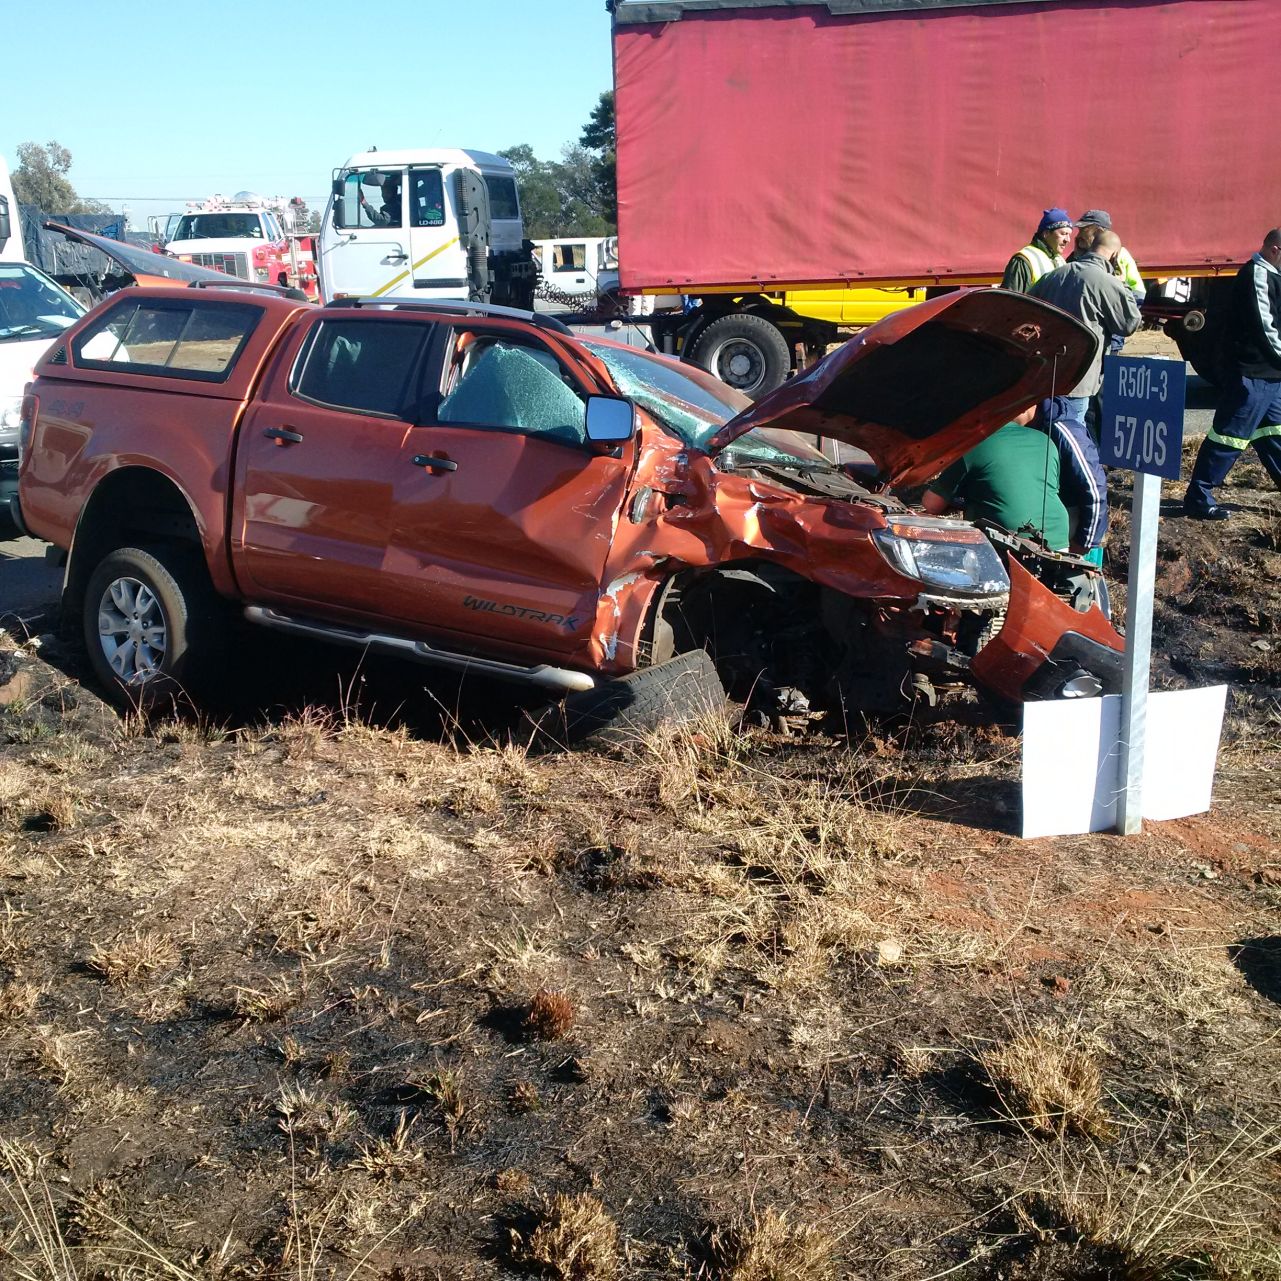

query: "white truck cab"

left=318, top=148, right=535, bottom=308
left=162, top=193, right=293, bottom=286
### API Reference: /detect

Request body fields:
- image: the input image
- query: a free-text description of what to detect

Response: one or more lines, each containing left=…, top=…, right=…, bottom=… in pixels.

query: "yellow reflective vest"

left=1016, top=243, right=1063, bottom=283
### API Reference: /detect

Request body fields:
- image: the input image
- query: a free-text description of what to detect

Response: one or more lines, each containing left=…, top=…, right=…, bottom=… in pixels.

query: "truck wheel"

left=687, top=314, right=792, bottom=398
left=82, top=544, right=220, bottom=711
left=525, top=649, right=727, bottom=751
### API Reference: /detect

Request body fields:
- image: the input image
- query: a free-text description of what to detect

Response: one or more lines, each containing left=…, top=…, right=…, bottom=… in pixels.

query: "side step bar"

left=243, top=607, right=597, bottom=693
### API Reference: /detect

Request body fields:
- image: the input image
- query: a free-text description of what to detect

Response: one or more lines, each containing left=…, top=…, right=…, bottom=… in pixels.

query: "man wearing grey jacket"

left=1029, top=227, right=1143, bottom=424
left=1028, top=227, right=1141, bottom=559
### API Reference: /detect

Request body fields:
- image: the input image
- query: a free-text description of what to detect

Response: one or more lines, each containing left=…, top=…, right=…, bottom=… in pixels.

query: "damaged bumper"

left=970, top=557, right=1124, bottom=705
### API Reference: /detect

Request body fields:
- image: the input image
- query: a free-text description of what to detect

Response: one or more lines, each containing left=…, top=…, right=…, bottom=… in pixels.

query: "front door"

left=320, top=168, right=410, bottom=301
left=232, top=312, right=437, bottom=616
left=383, top=326, right=631, bottom=657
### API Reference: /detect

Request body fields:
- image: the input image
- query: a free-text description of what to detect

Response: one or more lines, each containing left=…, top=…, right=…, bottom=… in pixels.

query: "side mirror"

left=585, top=395, right=636, bottom=444
left=0, top=195, right=10, bottom=252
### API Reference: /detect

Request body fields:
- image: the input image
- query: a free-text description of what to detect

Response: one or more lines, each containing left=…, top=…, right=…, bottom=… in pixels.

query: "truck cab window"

left=292, top=318, right=431, bottom=417
left=485, top=176, right=520, bottom=221
left=333, top=172, right=402, bottom=231
left=409, top=170, right=446, bottom=229
left=554, top=244, right=587, bottom=272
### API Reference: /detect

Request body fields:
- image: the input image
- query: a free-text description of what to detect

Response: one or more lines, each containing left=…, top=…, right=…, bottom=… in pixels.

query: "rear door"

left=383, top=324, right=631, bottom=656
left=232, top=311, right=436, bottom=616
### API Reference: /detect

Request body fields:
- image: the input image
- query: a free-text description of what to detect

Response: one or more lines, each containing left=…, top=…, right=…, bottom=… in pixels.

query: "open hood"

left=707, top=290, right=1098, bottom=489
left=42, top=222, right=234, bottom=287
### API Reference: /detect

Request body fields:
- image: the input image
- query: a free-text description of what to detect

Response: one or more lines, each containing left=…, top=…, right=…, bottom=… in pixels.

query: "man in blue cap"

left=1001, top=208, right=1075, bottom=292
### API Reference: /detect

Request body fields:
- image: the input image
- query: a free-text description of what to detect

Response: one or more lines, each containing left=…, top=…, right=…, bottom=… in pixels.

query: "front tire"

left=687, top=313, right=792, bottom=398
left=83, top=544, right=219, bottom=711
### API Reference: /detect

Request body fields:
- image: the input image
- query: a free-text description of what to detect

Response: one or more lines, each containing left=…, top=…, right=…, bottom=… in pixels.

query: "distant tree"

left=11, top=141, right=109, bottom=214
left=579, top=90, right=615, bottom=153
left=501, top=135, right=615, bottom=239
left=578, top=91, right=617, bottom=227
left=500, top=144, right=562, bottom=239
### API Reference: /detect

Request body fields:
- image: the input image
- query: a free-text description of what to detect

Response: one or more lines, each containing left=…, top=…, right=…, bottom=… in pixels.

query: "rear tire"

left=82, top=544, right=221, bottom=712
left=687, top=313, right=792, bottom=398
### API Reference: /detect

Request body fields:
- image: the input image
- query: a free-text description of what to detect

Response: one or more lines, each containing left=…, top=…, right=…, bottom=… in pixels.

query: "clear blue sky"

left=4, top=0, right=614, bottom=229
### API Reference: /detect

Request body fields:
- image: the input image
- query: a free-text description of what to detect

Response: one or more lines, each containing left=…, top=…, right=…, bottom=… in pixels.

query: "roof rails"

left=325, top=296, right=573, bottom=335
left=187, top=280, right=311, bottom=302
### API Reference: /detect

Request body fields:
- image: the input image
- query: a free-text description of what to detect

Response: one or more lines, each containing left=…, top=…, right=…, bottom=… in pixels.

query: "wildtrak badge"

left=463, top=596, right=580, bottom=630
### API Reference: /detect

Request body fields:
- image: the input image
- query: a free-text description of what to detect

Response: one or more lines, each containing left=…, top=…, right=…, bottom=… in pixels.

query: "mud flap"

left=970, top=557, right=1124, bottom=706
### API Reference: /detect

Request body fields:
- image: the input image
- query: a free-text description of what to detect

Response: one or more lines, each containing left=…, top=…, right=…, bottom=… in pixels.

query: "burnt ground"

left=0, top=446, right=1277, bottom=1280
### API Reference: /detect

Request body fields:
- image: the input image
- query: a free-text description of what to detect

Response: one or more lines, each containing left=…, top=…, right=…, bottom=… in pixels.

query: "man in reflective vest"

left=1001, top=208, right=1075, bottom=292
left=1183, top=228, right=1281, bottom=520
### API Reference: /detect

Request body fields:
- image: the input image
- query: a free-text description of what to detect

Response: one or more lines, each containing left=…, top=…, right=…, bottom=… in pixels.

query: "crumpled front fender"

left=970, top=557, right=1124, bottom=705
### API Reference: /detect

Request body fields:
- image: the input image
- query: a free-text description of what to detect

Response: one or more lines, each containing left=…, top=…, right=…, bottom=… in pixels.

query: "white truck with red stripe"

left=317, top=149, right=535, bottom=307
left=162, top=193, right=318, bottom=299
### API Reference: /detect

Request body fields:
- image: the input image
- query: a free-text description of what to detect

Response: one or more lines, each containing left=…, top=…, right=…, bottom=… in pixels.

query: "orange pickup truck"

left=12, top=283, right=1123, bottom=721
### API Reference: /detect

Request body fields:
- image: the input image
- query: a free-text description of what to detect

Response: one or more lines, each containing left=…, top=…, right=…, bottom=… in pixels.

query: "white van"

left=318, top=148, right=535, bottom=308
left=0, top=158, right=90, bottom=525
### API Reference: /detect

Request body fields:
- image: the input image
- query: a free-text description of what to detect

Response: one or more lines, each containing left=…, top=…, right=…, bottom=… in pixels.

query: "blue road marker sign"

left=1100, top=355, right=1186, bottom=480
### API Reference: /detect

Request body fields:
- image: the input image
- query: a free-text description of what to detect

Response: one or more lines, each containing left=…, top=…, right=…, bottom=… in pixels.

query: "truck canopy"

left=612, top=0, right=1281, bottom=291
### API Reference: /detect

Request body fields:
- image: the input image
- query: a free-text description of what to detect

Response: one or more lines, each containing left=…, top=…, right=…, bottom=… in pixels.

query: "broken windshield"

left=580, top=339, right=834, bottom=471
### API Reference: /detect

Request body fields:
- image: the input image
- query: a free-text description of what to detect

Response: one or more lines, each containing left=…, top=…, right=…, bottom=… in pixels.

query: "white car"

left=0, top=261, right=87, bottom=524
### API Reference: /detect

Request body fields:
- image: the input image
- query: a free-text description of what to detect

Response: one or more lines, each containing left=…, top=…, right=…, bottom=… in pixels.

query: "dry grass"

left=84, top=931, right=179, bottom=988
left=700, top=1206, right=834, bottom=1281
left=0, top=643, right=1278, bottom=1280
left=511, top=1191, right=619, bottom=1281
left=231, top=979, right=298, bottom=1023
left=1020, top=1121, right=1281, bottom=1280
left=352, top=1112, right=425, bottom=1181
left=526, top=989, right=575, bottom=1041
left=0, top=982, right=42, bottom=1021
left=273, top=1083, right=356, bottom=1148
left=979, top=1026, right=1112, bottom=1139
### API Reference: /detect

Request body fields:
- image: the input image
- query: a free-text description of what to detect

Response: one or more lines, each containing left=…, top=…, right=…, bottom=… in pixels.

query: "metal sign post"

left=1099, top=354, right=1186, bottom=835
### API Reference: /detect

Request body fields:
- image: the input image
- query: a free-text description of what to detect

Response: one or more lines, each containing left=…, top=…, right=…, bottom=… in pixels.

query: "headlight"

left=254, top=267, right=271, bottom=282
left=0, top=397, right=21, bottom=447
left=873, top=520, right=1009, bottom=598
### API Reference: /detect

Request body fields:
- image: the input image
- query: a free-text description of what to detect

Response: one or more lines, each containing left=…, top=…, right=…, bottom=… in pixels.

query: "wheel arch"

left=65, top=467, right=217, bottom=630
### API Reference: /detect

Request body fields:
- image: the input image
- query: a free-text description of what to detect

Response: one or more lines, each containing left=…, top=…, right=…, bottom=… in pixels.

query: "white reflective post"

left=1117, top=470, right=1161, bottom=834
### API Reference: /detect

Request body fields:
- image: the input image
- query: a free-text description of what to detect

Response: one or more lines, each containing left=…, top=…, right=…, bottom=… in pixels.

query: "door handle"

left=264, top=427, right=304, bottom=444
left=412, top=454, right=458, bottom=472
left=386, top=252, right=409, bottom=263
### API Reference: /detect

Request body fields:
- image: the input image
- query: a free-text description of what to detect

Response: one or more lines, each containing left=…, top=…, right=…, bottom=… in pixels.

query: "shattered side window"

left=437, top=341, right=587, bottom=447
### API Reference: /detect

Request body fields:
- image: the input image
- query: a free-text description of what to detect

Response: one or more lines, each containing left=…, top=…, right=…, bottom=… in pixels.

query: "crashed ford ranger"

left=12, top=284, right=1122, bottom=715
